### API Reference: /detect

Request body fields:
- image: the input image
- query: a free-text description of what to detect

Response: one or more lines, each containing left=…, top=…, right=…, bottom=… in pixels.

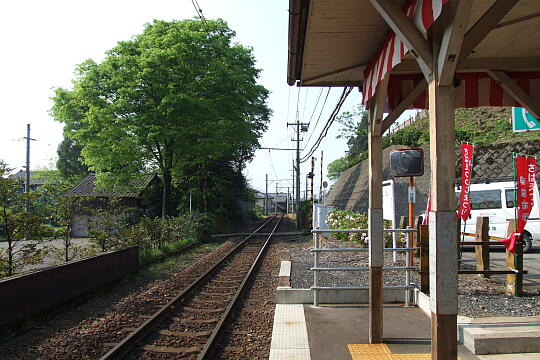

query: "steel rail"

left=198, top=214, right=283, bottom=359
left=99, top=215, right=278, bottom=360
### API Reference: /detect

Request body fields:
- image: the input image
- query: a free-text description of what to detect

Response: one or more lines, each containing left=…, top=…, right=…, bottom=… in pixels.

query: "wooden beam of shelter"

left=496, top=11, right=540, bottom=29
left=301, top=63, right=367, bottom=84
left=395, top=57, right=540, bottom=73
left=368, top=0, right=433, bottom=79
left=487, top=70, right=540, bottom=120
left=459, top=0, right=520, bottom=63
left=367, top=75, right=388, bottom=344
left=382, top=79, right=427, bottom=133
left=437, top=0, right=472, bottom=86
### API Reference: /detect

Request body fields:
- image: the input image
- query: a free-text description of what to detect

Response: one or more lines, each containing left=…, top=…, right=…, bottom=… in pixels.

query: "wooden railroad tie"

left=183, top=306, right=225, bottom=313
left=158, top=329, right=212, bottom=337
left=142, top=345, right=201, bottom=354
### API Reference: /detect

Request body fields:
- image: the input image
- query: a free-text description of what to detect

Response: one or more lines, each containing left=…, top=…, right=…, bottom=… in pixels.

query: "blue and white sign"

left=512, top=107, right=540, bottom=132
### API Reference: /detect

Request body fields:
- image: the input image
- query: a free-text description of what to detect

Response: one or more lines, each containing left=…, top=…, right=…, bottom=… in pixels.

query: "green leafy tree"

left=45, top=185, right=87, bottom=261
left=51, top=19, right=270, bottom=218
left=56, top=138, right=89, bottom=179
left=0, top=161, right=49, bottom=276
left=327, top=156, right=350, bottom=181
left=336, top=105, right=369, bottom=160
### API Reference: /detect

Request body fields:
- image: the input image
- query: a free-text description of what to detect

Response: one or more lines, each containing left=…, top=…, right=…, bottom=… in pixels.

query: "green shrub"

left=139, top=237, right=198, bottom=265
left=327, top=209, right=405, bottom=247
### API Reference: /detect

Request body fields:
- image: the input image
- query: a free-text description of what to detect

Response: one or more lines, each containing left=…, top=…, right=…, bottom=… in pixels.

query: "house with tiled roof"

left=67, top=173, right=161, bottom=237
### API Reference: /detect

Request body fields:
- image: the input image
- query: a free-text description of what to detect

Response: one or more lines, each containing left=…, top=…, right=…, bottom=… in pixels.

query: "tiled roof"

left=11, top=170, right=59, bottom=185
left=67, top=173, right=157, bottom=198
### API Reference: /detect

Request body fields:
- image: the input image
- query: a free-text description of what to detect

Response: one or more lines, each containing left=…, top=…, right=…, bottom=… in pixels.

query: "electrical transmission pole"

left=275, top=182, right=278, bottom=214
left=23, top=124, right=36, bottom=212
left=265, top=173, right=268, bottom=216
left=287, top=120, right=308, bottom=229
left=320, top=151, right=324, bottom=202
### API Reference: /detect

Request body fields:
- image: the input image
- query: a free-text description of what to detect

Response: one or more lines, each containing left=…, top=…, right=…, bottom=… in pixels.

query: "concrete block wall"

left=0, top=246, right=139, bottom=326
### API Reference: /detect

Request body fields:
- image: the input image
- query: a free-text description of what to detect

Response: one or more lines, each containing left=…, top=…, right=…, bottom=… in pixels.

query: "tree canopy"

left=327, top=105, right=368, bottom=180
left=51, top=19, right=270, bottom=218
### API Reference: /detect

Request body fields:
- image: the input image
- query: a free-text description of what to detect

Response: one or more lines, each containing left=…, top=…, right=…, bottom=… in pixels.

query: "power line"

left=191, top=0, right=208, bottom=27
left=307, top=87, right=324, bottom=126
left=300, top=87, right=309, bottom=123
left=300, top=87, right=353, bottom=163
left=303, top=87, right=331, bottom=150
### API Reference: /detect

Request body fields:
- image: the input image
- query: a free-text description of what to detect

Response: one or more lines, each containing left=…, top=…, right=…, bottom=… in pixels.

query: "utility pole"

left=287, top=187, right=290, bottom=213
left=305, top=174, right=309, bottom=201
left=320, top=151, right=324, bottom=202
left=310, top=156, right=315, bottom=204
left=265, top=174, right=269, bottom=216
left=275, top=182, right=278, bottom=214
left=291, top=160, right=295, bottom=213
left=287, top=120, right=309, bottom=229
left=23, top=124, right=36, bottom=212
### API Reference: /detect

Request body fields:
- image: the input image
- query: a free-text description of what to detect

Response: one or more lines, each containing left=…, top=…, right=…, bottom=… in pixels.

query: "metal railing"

left=310, top=227, right=417, bottom=306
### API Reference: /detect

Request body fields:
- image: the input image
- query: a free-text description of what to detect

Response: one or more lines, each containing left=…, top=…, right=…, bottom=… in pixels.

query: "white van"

left=456, top=181, right=540, bottom=253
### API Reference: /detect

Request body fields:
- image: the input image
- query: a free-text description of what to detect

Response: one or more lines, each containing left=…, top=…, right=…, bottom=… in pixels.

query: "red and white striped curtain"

left=362, top=0, right=540, bottom=111
left=386, top=72, right=540, bottom=110
left=363, top=0, right=449, bottom=105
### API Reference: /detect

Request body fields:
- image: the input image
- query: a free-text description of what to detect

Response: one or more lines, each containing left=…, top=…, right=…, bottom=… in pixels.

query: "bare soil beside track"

left=0, top=240, right=234, bottom=360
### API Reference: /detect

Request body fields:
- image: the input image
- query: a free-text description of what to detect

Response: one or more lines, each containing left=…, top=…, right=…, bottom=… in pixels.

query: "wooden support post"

left=418, top=223, right=429, bottom=294
left=505, top=220, right=523, bottom=296
left=399, top=216, right=408, bottom=231
left=368, top=76, right=388, bottom=344
left=475, top=217, right=490, bottom=278
left=428, top=79, right=458, bottom=360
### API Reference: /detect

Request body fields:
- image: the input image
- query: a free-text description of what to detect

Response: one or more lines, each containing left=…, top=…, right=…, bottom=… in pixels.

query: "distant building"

left=11, top=170, right=60, bottom=191
left=67, top=173, right=161, bottom=237
left=254, top=190, right=290, bottom=214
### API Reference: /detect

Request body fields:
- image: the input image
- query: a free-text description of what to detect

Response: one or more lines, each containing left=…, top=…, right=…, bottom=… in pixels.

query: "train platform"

left=269, top=303, right=540, bottom=360
left=269, top=303, right=480, bottom=360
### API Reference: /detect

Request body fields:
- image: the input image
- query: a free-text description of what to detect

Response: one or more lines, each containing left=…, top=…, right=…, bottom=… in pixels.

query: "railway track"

left=100, top=214, right=283, bottom=360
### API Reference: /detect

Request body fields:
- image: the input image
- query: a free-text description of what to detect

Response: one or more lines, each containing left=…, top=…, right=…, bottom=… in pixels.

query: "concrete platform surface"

left=477, top=354, right=540, bottom=360
left=458, top=316, right=540, bottom=355
left=269, top=304, right=479, bottom=360
left=304, top=304, right=479, bottom=360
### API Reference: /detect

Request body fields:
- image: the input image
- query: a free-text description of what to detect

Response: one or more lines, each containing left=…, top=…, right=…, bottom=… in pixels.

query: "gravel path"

left=289, top=235, right=540, bottom=318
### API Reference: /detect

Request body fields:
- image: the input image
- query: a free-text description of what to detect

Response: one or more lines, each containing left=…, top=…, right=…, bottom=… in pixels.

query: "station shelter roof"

left=288, top=0, right=540, bottom=111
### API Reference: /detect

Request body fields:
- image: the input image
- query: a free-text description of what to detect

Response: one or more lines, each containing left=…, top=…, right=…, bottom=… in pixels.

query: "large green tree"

left=56, top=138, right=89, bottom=179
left=51, top=19, right=270, bottom=217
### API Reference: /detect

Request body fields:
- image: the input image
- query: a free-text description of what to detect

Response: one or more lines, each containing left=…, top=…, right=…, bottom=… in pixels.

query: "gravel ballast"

left=288, top=235, right=540, bottom=318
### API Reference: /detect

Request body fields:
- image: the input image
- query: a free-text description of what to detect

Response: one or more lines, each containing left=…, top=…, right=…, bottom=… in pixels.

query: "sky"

left=0, top=0, right=413, bottom=197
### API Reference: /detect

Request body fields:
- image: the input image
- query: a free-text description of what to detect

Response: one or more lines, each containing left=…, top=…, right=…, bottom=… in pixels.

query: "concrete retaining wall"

left=0, top=246, right=139, bottom=326
left=327, top=140, right=540, bottom=218
left=276, top=287, right=410, bottom=304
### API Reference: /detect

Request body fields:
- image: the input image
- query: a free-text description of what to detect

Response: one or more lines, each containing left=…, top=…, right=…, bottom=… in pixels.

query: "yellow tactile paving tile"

left=391, top=355, right=431, bottom=360
left=348, top=344, right=392, bottom=360
left=348, top=344, right=459, bottom=360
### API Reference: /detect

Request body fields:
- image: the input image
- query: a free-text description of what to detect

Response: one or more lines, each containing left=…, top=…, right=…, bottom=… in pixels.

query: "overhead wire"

left=307, top=87, right=324, bottom=126
left=300, top=86, right=353, bottom=163
left=303, top=87, right=331, bottom=150
left=300, top=88, right=309, bottom=123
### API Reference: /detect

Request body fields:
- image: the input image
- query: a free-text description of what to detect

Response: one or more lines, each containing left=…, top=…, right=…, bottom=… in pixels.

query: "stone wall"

left=326, top=140, right=540, bottom=219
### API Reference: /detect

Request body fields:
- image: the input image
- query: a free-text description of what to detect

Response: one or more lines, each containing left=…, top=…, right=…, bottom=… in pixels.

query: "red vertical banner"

left=458, top=143, right=474, bottom=221
left=515, top=156, right=535, bottom=234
